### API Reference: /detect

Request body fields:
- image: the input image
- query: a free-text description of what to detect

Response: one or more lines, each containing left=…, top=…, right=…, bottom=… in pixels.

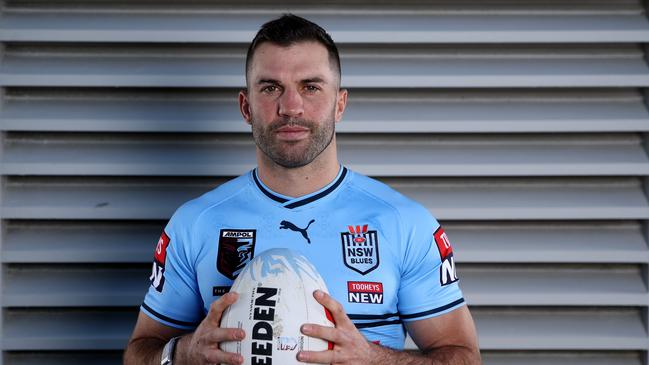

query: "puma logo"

left=280, top=219, right=315, bottom=244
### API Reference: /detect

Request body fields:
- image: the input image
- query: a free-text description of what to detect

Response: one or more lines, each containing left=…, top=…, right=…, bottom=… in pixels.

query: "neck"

left=255, top=141, right=340, bottom=198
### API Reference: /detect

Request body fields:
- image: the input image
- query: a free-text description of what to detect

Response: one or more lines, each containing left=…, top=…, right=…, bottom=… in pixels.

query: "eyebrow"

left=256, top=79, right=281, bottom=85
left=255, top=77, right=327, bottom=85
left=302, top=77, right=326, bottom=84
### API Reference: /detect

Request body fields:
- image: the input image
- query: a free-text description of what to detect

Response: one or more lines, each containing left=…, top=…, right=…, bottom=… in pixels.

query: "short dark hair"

left=245, top=14, right=341, bottom=86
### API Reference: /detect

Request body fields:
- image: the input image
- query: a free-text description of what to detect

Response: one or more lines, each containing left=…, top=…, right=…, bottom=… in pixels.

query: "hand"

left=179, top=292, right=245, bottom=365
left=298, top=290, right=373, bottom=364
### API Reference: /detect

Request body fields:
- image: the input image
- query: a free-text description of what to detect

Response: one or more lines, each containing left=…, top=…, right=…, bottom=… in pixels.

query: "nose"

left=278, top=87, right=304, bottom=118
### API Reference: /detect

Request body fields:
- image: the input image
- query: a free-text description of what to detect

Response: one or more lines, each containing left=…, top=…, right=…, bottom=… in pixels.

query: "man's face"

left=240, top=41, right=346, bottom=168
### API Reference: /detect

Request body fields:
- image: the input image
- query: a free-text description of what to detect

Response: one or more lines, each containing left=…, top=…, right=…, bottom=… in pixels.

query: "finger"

left=301, top=323, right=339, bottom=343
left=297, top=349, right=334, bottom=364
left=204, top=348, right=243, bottom=365
left=313, top=290, right=353, bottom=328
left=206, top=292, right=239, bottom=325
left=205, top=327, right=245, bottom=344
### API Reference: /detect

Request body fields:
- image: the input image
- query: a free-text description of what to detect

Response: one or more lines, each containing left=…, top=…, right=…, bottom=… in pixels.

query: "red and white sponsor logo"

left=150, top=231, right=170, bottom=292
left=433, top=227, right=458, bottom=286
left=347, top=281, right=383, bottom=304
left=154, top=231, right=171, bottom=264
left=434, top=228, right=452, bottom=259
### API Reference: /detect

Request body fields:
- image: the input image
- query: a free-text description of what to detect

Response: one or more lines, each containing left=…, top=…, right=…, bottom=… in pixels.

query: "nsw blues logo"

left=341, top=225, right=379, bottom=275
left=217, top=229, right=256, bottom=280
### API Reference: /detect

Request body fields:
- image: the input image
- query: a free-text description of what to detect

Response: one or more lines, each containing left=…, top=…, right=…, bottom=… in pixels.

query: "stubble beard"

left=250, top=111, right=336, bottom=169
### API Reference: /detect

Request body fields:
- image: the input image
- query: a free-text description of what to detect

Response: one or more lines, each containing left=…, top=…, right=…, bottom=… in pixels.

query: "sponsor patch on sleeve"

left=433, top=227, right=458, bottom=286
left=149, top=231, right=170, bottom=292
left=347, top=281, right=384, bottom=304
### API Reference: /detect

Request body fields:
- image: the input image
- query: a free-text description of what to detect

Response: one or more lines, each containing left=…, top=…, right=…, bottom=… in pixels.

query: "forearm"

left=370, top=342, right=481, bottom=365
left=124, top=334, right=196, bottom=365
left=123, top=337, right=164, bottom=365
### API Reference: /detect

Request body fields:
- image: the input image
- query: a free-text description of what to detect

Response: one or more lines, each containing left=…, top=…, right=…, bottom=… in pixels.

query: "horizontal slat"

left=2, top=221, right=161, bottom=263
left=3, top=88, right=648, bottom=133
left=447, top=222, right=649, bottom=263
left=3, top=309, right=137, bottom=350
left=3, top=221, right=648, bottom=264
left=4, top=177, right=648, bottom=220
left=4, top=134, right=648, bottom=176
left=1, top=13, right=649, bottom=43
left=2, top=266, right=149, bottom=307
left=4, top=351, right=123, bottom=365
left=394, top=178, right=649, bottom=220
left=481, top=351, right=644, bottom=365
left=3, top=350, right=644, bottom=365
left=4, top=308, right=647, bottom=350
left=1, top=45, right=647, bottom=88
left=3, top=265, right=646, bottom=307
left=476, top=308, right=648, bottom=350
left=3, top=0, right=643, bottom=12
left=461, top=265, right=649, bottom=306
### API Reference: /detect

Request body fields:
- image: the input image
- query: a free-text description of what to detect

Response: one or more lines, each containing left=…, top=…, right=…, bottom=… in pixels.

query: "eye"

left=261, top=85, right=279, bottom=94
left=304, top=85, right=320, bottom=93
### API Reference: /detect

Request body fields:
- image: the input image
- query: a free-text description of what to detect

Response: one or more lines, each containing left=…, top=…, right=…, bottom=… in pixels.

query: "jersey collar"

left=252, top=165, right=348, bottom=209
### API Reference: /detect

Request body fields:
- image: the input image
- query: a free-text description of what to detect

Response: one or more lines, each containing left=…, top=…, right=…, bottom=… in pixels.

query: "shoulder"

left=346, top=170, right=438, bottom=228
left=169, top=173, right=251, bottom=228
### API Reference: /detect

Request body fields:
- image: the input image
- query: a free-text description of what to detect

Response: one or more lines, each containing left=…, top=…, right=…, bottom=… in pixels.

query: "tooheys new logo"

left=347, top=281, right=383, bottom=304
left=150, top=231, right=170, bottom=292
left=434, top=227, right=458, bottom=286
left=250, top=287, right=277, bottom=364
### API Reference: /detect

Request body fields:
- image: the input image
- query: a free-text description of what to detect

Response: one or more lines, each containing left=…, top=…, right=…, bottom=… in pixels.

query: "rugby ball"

left=219, top=248, right=334, bottom=365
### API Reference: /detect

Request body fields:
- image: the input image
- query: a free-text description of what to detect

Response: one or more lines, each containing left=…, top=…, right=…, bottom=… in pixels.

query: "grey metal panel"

left=4, top=133, right=649, bottom=176
left=3, top=309, right=137, bottom=350
left=3, top=0, right=643, bottom=11
left=2, top=12, right=649, bottom=43
left=2, top=178, right=204, bottom=220
left=1, top=0, right=648, bottom=362
left=1, top=45, right=648, bottom=88
left=460, top=265, right=649, bottom=306
left=2, top=221, right=161, bottom=263
left=3, top=265, right=646, bottom=307
left=473, top=308, right=648, bottom=350
left=390, top=177, right=649, bottom=220
left=481, top=351, right=644, bottom=365
left=3, top=177, right=648, bottom=220
left=2, top=266, right=149, bottom=307
left=3, top=88, right=648, bottom=133
left=4, top=352, right=123, bottom=365
left=447, top=222, right=649, bottom=263
left=4, top=308, right=647, bottom=351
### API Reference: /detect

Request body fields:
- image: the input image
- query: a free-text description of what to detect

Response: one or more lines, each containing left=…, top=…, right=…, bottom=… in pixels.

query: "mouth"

left=275, top=125, right=310, bottom=141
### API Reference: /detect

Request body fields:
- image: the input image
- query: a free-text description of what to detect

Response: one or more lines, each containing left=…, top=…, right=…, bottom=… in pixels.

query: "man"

left=124, top=14, right=481, bottom=365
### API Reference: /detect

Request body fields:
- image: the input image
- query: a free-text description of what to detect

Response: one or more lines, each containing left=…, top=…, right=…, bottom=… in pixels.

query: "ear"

left=334, top=88, right=348, bottom=123
left=239, top=89, right=252, bottom=124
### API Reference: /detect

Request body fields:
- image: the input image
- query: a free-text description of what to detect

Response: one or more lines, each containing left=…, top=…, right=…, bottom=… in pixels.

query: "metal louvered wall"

left=1, top=0, right=649, bottom=364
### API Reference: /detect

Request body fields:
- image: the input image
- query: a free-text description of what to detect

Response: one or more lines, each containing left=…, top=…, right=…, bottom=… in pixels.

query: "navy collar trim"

left=252, top=171, right=288, bottom=204
left=253, top=167, right=348, bottom=209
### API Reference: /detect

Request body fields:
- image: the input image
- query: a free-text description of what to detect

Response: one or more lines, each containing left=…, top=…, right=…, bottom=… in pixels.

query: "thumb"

left=206, top=291, right=239, bottom=326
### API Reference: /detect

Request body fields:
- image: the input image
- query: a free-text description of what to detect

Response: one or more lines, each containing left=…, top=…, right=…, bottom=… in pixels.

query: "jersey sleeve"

left=141, top=205, right=204, bottom=330
left=397, top=205, right=465, bottom=322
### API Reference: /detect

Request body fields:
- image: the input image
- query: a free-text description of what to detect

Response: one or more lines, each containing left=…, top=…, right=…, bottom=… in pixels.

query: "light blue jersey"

left=142, top=166, right=465, bottom=350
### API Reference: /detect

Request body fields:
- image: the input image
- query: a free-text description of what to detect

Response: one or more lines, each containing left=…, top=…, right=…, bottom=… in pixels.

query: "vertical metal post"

left=0, top=1, right=7, bottom=361
left=640, top=59, right=649, bottom=364
left=0, top=47, right=7, bottom=365
left=0, top=111, right=6, bottom=365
